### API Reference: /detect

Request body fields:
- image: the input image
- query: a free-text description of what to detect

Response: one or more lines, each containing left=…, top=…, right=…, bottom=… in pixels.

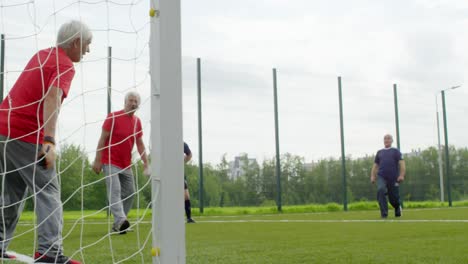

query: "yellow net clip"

left=151, top=247, right=160, bottom=256
left=149, top=8, right=159, bottom=17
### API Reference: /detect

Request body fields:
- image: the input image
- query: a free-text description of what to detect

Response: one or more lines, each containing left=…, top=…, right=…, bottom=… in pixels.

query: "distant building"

left=404, top=148, right=422, bottom=158
left=302, top=161, right=317, bottom=172
left=228, top=155, right=257, bottom=180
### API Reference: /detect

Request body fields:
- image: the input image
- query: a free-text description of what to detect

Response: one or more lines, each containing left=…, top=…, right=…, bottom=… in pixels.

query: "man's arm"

left=184, top=152, right=192, bottom=163
left=92, top=129, right=110, bottom=174
left=40, top=86, right=63, bottom=169
left=136, top=137, right=148, bottom=170
left=184, top=142, right=192, bottom=163
left=43, top=86, right=62, bottom=138
left=370, top=163, right=379, bottom=184
left=397, top=160, right=406, bottom=182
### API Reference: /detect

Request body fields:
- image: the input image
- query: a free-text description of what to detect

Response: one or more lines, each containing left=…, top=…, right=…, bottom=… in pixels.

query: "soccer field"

left=6, top=207, right=468, bottom=264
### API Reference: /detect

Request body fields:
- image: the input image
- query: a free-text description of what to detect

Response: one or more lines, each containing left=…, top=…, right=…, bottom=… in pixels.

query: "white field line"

left=13, top=219, right=468, bottom=226
left=195, top=219, right=468, bottom=223
left=13, top=207, right=468, bottom=226
left=14, top=206, right=468, bottom=222
left=5, top=251, right=81, bottom=264
left=6, top=251, right=34, bottom=263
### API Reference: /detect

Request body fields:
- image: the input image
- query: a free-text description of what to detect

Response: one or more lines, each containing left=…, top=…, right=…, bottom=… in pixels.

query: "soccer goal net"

left=0, top=0, right=184, bottom=263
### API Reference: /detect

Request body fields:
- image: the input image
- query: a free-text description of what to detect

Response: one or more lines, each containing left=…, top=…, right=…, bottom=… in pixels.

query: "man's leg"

left=0, top=138, right=28, bottom=253
left=4, top=138, right=64, bottom=256
left=185, top=193, right=194, bottom=223
left=184, top=180, right=194, bottom=223
left=31, top=168, right=63, bottom=256
left=0, top=175, right=28, bottom=252
left=376, top=176, right=389, bottom=218
left=119, top=168, right=135, bottom=217
left=103, top=165, right=126, bottom=227
left=388, top=181, right=401, bottom=217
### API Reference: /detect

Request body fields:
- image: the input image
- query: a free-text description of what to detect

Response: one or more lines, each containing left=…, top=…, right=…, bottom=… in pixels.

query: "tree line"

left=20, top=144, right=468, bottom=211
left=185, top=147, right=468, bottom=207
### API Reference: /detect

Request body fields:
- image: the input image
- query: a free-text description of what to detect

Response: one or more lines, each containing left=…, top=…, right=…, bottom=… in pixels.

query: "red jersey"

left=0, top=47, right=75, bottom=144
left=101, top=110, right=143, bottom=169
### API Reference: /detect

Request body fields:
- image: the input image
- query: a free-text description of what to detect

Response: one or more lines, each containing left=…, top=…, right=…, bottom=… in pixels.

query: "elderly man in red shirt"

left=93, top=91, right=149, bottom=234
left=0, top=20, right=92, bottom=263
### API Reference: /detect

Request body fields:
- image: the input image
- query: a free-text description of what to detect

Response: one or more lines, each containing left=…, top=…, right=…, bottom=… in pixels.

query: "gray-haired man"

left=0, top=20, right=92, bottom=263
left=93, top=92, right=149, bottom=234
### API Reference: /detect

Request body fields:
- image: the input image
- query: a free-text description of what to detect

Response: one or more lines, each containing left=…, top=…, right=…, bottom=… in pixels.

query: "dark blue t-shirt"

left=183, top=142, right=191, bottom=181
left=374, top=147, right=403, bottom=181
left=184, top=142, right=191, bottom=156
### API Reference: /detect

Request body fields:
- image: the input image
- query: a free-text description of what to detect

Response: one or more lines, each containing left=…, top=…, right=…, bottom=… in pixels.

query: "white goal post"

left=149, top=0, right=185, bottom=263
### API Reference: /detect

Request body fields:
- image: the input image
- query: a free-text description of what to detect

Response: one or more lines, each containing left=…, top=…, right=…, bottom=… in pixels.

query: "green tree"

left=239, top=154, right=261, bottom=206
left=451, top=147, right=468, bottom=200
left=304, top=159, right=328, bottom=203
left=348, top=155, right=375, bottom=202
left=280, top=153, right=306, bottom=205
left=216, top=154, right=231, bottom=207
left=259, top=158, right=276, bottom=204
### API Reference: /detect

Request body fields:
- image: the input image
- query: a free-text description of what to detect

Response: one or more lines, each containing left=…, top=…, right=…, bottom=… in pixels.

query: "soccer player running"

left=93, top=91, right=148, bottom=234
left=184, top=142, right=195, bottom=223
left=370, top=134, right=406, bottom=218
left=0, top=20, right=92, bottom=263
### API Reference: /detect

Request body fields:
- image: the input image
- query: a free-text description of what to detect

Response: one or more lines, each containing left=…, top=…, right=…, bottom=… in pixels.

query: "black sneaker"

left=112, top=219, right=130, bottom=234
left=395, top=206, right=402, bottom=217
left=34, top=252, right=81, bottom=264
left=187, top=218, right=196, bottom=224
left=0, top=251, right=16, bottom=260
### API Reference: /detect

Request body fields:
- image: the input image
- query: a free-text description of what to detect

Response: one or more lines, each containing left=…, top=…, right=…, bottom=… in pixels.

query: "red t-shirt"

left=0, top=47, right=75, bottom=144
left=101, top=110, right=143, bottom=169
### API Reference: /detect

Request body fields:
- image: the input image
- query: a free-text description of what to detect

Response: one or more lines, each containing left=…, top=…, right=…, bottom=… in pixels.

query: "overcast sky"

left=1, top=0, right=467, bottom=165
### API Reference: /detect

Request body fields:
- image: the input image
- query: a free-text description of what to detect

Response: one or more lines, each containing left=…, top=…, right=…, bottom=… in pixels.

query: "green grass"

left=5, top=206, right=468, bottom=263
left=189, top=207, right=468, bottom=264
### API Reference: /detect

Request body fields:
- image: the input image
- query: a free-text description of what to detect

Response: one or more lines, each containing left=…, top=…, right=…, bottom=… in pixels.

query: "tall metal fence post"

left=273, top=68, right=282, bottom=212
left=441, top=90, right=452, bottom=207
left=393, top=84, right=401, bottom=150
left=338, top=76, right=347, bottom=211
left=197, top=58, right=204, bottom=213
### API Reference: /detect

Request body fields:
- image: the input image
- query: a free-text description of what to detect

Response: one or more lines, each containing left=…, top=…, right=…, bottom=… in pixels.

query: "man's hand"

left=397, top=175, right=405, bottom=183
left=38, top=142, right=56, bottom=169
left=92, top=160, right=102, bottom=174
left=143, top=163, right=150, bottom=177
left=370, top=164, right=378, bottom=185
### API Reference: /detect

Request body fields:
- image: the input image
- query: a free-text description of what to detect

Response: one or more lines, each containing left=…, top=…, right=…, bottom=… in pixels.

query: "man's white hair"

left=125, top=91, right=141, bottom=105
left=57, top=20, right=92, bottom=48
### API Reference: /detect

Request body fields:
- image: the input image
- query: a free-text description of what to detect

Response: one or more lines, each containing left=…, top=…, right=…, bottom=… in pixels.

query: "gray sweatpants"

left=103, top=165, right=135, bottom=227
left=0, top=135, right=63, bottom=256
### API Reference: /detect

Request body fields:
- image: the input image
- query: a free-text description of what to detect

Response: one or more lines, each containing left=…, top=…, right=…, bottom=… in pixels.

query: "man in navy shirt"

left=184, top=142, right=195, bottom=223
left=371, top=134, right=406, bottom=218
